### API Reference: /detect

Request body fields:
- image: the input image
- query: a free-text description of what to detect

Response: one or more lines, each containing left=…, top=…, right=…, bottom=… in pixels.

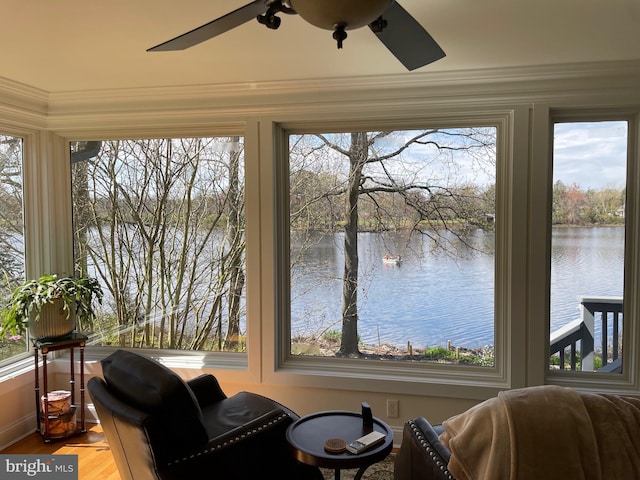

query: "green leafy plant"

left=422, top=345, right=455, bottom=361
left=0, top=274, right=103, bottom=338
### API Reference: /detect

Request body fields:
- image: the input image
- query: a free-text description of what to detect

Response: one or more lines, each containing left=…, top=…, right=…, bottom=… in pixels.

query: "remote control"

left=346, top=431, right=386, bottom=454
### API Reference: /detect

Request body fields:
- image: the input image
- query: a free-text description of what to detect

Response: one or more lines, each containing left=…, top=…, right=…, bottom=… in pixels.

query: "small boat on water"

left=383, top=255, right=402, bottom=265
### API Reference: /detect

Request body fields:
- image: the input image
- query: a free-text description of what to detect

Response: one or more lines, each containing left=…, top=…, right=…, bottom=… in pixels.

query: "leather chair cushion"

left=200, top=391, right=288, bottom=440
left=101, top=350, right=200, bottom=415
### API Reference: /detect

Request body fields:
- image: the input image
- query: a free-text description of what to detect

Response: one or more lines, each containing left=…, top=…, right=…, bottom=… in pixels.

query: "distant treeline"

left=552, top=180, right=625, bottom=226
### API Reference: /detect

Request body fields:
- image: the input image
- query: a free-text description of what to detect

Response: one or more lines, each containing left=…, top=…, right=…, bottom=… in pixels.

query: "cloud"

left=553, top=121, right=627, bottom=190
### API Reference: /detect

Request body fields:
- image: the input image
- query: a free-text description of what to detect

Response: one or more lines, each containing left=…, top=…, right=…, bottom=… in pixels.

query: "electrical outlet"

left=386, top=399, right=399, bottom=418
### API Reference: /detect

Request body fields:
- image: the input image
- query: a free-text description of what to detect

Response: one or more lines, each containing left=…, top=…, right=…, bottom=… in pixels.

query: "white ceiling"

left=3, top=0, right=640, bottom=94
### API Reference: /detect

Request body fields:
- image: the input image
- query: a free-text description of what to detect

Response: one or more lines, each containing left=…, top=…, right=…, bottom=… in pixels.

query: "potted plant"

left=0, top=274, right=103, bottom=341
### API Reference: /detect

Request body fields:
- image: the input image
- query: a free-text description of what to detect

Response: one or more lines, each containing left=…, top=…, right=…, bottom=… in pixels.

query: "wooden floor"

left=1, top=424, right=121, bottom=480
left=1, top=424, right=398, bottom=480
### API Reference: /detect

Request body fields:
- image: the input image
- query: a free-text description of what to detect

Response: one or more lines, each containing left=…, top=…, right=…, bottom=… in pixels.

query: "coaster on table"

left=324, top=438, right=347, bottom=453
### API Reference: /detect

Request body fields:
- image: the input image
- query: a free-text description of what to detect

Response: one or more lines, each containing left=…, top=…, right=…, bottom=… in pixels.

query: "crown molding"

left=0, top=77, right=48, bottom=129
left=48, top=59, right=640, bottom=103
left=2, top=60, right=640, bottom=135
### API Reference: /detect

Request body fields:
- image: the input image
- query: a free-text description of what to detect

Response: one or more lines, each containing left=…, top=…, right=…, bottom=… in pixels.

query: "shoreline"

left=292, top=336, right=494, bottom=365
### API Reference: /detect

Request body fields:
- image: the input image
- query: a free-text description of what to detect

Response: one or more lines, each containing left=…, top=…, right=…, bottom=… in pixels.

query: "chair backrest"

left=88, top=376, right=159, bottom=480
left=88, top=350, right=209, bottom=480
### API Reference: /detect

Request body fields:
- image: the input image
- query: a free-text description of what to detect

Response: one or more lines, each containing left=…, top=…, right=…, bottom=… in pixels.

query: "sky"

left=297, top=124, right=628, bottom=191
left=553, top=121, right=627, bottom=190
left=385, top=123, right=629, bottom=191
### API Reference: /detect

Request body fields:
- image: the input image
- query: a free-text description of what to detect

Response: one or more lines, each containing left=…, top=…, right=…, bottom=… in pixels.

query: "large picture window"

left=0, top=134, right=25, bottom=364
left=288, top=128, right=497, bottom=366
left=70, top=137, right=246, bottom=352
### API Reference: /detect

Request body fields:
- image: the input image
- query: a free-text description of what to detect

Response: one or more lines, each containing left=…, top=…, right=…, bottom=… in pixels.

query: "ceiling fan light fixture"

left=289, top=0, right=393, bottom=31
left=148, top=0, right=445, bottom=71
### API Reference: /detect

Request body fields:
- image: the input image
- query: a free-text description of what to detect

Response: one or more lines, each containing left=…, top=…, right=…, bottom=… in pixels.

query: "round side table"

left=286, top=410, right=393, bottom=480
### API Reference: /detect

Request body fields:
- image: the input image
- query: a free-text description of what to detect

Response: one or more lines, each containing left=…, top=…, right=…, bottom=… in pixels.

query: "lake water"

left=290, top=227, right=624, bottom=350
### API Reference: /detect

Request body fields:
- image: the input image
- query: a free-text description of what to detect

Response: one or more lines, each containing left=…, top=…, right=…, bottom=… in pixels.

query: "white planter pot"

left=29, top=298, right=75, bottom=340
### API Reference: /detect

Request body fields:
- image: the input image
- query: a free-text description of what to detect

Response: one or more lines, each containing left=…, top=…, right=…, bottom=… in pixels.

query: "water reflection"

left=291, top=226, right=624, bottom=350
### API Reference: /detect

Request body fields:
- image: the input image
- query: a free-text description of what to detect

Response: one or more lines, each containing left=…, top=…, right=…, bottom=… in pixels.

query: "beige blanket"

left=440, top=385, right=640, bottom=480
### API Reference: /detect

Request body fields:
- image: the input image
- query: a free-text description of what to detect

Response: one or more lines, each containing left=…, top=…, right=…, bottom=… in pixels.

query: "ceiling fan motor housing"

left=289, top=0, right=393, bottom=30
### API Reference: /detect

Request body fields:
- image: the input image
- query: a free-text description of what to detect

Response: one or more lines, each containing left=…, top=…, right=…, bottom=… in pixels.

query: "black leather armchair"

left=394, top=418, right=454, bottom=480
left=88, top=349, right=323, bottom=480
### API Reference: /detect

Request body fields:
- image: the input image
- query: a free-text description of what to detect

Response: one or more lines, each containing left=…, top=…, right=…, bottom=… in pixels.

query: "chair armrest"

left=394, top=418, right=455, bottom=480
left=186, top=374, right=227, bottom=407
left=161, top=409, right=323, bottom=479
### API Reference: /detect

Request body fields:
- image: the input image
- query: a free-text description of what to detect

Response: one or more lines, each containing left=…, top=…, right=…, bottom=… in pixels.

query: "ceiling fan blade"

left=148, top=1, right=268, bottom=52
left=370, top=1, right=445, bottom=71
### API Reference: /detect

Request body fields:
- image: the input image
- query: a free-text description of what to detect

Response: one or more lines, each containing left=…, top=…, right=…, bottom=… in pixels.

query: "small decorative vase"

left=29, top=298, right=75, bottom=340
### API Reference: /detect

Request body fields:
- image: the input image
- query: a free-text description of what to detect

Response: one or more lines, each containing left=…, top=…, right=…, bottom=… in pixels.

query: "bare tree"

left=71, top=137, right=246, bottom=351
left=0, top=135, right=24, bottom=290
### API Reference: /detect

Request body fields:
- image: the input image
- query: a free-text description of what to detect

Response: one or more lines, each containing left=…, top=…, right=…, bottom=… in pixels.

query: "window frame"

left=261, top=109, right=527, bottom=400
left=0, top=125, right=37, bottom=370
left=0, top=128, right=260, bottom=387
left=65, top=133, right=257, bottom=382
left=539, top=108, right=640, bottom=392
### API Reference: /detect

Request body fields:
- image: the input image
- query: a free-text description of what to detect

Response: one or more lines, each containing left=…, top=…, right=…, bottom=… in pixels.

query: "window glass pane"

left=289, top=128, right=497, bottom=366
left=550, top=121, right=626, bottom=373
left=0, top=134, right=26, bottom=363
left=70, top=138, right=246, bottom=351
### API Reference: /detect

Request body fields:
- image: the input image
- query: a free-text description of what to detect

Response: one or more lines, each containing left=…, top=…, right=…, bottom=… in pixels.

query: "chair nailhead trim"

left=407, top=420, right=455, bottom=480
left=166, top=413, right=290, bottom=466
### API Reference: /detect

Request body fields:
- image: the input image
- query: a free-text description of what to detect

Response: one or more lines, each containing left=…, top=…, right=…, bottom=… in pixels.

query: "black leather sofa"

left=393, top=417, right=454, bottom=480
left=88, top=349, right=322, bottom=480
left=394, top=385, right=640, bottom=480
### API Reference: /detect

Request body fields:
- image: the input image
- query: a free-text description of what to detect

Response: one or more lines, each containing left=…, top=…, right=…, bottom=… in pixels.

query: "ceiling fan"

left=148, top=0, right=445, bottom=71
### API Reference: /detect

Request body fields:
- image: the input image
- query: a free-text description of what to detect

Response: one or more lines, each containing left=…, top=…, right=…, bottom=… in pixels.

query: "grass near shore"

left=292, top=330, right=495, bottom=366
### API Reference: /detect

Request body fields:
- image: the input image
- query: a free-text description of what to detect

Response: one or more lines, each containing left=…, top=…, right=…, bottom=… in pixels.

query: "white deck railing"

left=549, top=296, right=623, bottom=372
